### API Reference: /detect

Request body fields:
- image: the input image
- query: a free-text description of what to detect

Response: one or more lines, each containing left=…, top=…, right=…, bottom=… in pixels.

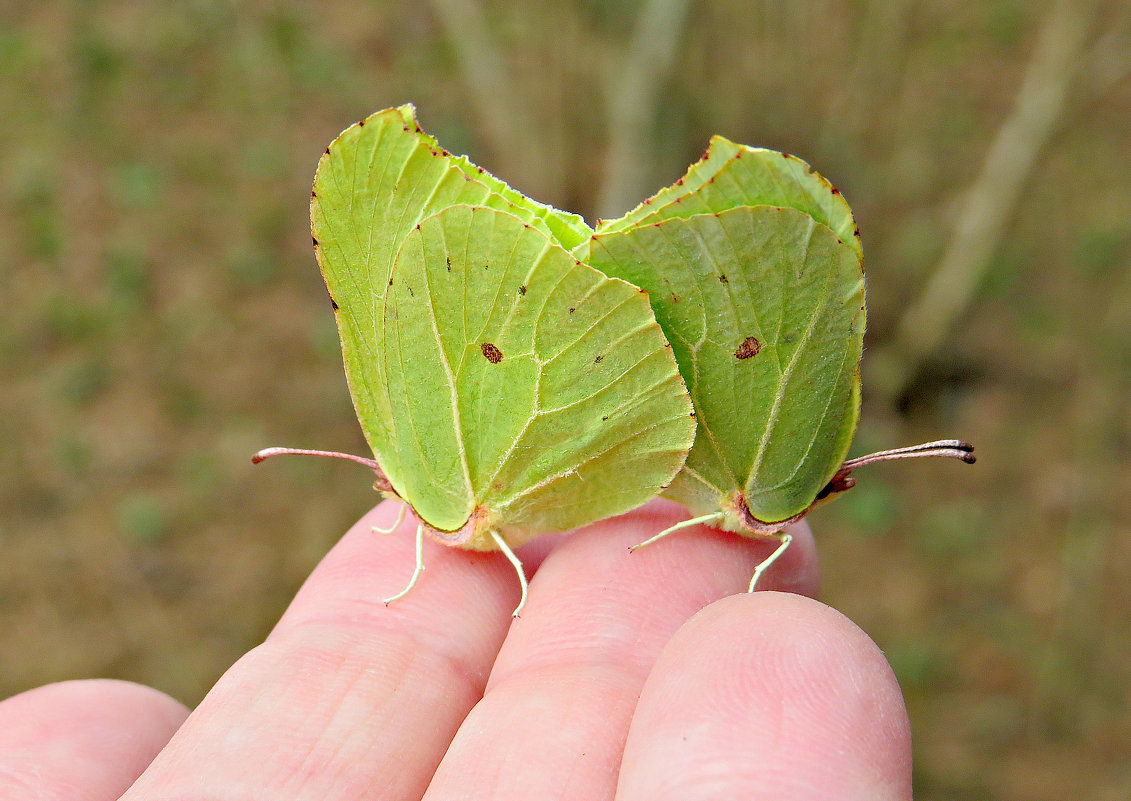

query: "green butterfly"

left=255, top=107, right=695, bottom=614
left=584, top=137, right=974, bottom=587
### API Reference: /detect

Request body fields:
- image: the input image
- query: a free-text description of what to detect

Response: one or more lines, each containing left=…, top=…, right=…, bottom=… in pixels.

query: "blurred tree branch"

left=871, top=0, right=1109, bottom=406
left=1081, top=15, right=1131, bottom=96
left=427, top=0, right=547, bottom=193
left=821, top=0, right=912, bottom=145
left=430, top=0, right=694, bottom=221
left=595, top=0, right=694, bottom=220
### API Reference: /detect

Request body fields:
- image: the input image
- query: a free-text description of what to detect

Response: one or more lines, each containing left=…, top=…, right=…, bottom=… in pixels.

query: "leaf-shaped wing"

left=594, top=136, right=860, bottom=259
left=385, top=205, right=694, bottom=544
left=587, top=206, right=864, bottom=527
left=312, top=105, right=592, bottom=484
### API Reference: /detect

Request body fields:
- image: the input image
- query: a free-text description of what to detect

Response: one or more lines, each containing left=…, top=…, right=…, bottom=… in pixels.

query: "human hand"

left=0, top=499, right=911, bottom=800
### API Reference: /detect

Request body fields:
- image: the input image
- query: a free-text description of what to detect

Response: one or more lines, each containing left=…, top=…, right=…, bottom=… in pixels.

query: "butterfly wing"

left=595, top=136, right=861, bottom=259
left=589, top=205, right=863, bottom=531
left=311, top=106, right=592, bottom=516
left=385, top=204, right=694, bottom=545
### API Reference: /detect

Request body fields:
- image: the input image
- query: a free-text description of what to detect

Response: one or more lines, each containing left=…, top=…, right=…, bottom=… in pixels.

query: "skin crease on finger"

left=614, top=592, right=913, bottom=801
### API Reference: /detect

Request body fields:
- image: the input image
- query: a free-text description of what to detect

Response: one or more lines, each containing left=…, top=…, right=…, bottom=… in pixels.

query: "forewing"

left=311, top=105, right=591, bottom=497
left=595, top=137, right=745, bottom=234
left=588, top=206, right=864, bottom=525
left=386, top=205, right=694, bottom=539
left=594, top=136, right=860, bottom=259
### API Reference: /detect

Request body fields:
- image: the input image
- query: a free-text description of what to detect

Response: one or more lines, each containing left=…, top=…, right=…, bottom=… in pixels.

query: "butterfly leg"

left=489, top=531, right=529, bottom=618
left=748, top=531, right=793, bottom=592
left=629, top=512, right=726, bottom=552
left=371, top=503, right=407, bottom=535
left=383, top=523, right=425, bottom=605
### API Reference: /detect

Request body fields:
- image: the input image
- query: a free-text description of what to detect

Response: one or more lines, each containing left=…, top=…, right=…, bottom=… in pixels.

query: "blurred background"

left=2, top=1, right=1128, bottom=798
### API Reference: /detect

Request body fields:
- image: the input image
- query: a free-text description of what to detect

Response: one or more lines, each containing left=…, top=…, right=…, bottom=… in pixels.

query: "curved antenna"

left=252, top=447, right=392, bottom=493
left=815, top=440, right=975, bottom=504
left=839, top=439, right=975, bottom=470
left=253, top=446, right=381, bottom=470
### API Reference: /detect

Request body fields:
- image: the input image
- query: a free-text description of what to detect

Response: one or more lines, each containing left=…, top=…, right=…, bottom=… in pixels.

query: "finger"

left=123, top=501, right=519, bottom=801
left=616, top=592, right=912, bottom=801
left=422, top=499, right=817, bottom=801
left=0, top=679, right=187, bottom=801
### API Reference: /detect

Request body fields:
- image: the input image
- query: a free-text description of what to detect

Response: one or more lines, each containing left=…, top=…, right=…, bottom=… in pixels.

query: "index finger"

left=122, top=500, right=518, bottom=801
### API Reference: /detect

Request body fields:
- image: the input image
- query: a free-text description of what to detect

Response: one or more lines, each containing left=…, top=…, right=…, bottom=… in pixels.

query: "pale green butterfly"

left=256, top=107, right=695, bottom=614
left=584, top=137, right=974, bottom=588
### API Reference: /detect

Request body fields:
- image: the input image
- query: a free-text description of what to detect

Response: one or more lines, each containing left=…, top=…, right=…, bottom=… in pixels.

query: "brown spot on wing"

left=735, top=336, right=761, bottom=360
left=481, top=342, right=503, bottom=363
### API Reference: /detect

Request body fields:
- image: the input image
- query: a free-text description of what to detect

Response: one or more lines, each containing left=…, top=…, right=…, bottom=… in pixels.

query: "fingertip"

left=0, top=677, right=188, bottom=741
left=619, top=592, right=911, bottom=801
left=0, top=679, right=187, bottom=800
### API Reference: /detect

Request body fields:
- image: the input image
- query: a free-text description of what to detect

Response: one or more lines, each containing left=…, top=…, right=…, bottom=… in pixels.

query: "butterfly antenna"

left=490, top=531, right=529, bottom=618
left=253, top=446, right=381, bottom=469
left=252, top=447, right=392, bottom=492
left=840, top=439, right=975, bottom=470
left=629, top=512, right=726, bottom=552
left=383, top=524, right=426, bottom=605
